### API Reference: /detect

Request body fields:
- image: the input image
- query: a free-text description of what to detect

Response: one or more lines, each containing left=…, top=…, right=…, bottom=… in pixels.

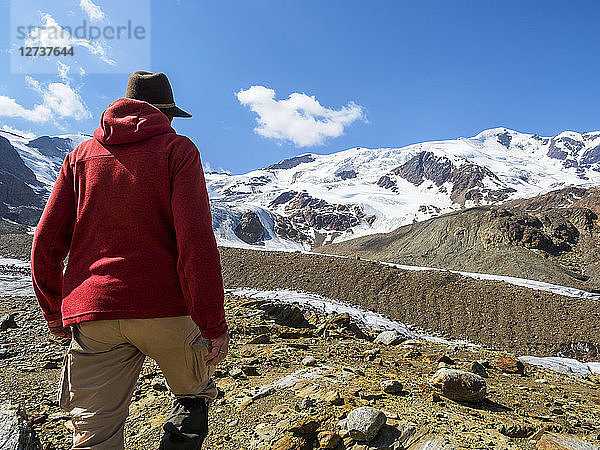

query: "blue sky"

left=0, top=0, right=599, bottom=173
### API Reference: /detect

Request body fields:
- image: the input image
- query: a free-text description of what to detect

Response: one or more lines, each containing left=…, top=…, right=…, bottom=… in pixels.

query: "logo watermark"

left=10, top=0, right=151, bottom=75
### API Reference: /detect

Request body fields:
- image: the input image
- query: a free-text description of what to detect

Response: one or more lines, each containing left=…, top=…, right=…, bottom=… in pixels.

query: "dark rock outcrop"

left=0, top=136, right=45, bottom=225
left=335, top=169, right=357, bottom=180
left=267, top=155, right=315, bottom=170
left=26, top=136, right=73, bottom=160
left=234, top=211, right=265, bottom=244
left=378, top=151, right=515, bottom=205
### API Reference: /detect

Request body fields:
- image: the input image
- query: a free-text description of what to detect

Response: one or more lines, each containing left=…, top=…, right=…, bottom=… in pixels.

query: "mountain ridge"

left=1, top=126, right=599, bottom=253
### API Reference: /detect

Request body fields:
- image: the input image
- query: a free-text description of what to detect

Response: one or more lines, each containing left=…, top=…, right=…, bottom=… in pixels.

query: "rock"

left=381, top=380, right=403, bottom=394
left=359, top=391, right=383, bottom=401
left=470, top=361, right=489, bottom=378
left=248, top=334, right=271, bottom=344
left=408, top=435, right=456, bottom=449
left=493, top=357, right=525, bottom=375
left=261, top=303, right=309, bottom=328
left=317, top=390, right=343, bottom=405
left=327, top=313, right=350, bottom=327
left=152, top=382, right=168, bottom=391
left=250, top=385, right=275, bottom=400
left=374, top=330, right=405, bottom=346
left=362, top=348, right=380, bottom=361
left=0, top=403, right=39, bottom=449
left=317, top=431, right=341, bottom=449
left=437, top=355, right=455, bottom=365
left=0, top=348, right=11, bottom=359
left=271, top=434, right=313, bottom=450
left=288, top=417, right=320, bottom=436
left=229, top=368, right=245, bottom=379
left=396, top=422, right=417, bottom=445
left=499, top=423, right=536, bottom=438
left=536, top=433, right=599, bottom=449
left=296, top=398, right=315, bottom=412
left=346, top=406, right=387, bottom=442
left=234, top=211, right=265, bottom=244
left=242, top=365, right=259, bottom=376
left=430, top=368, right=487, bottom=403
left=0, top=314, right=18, bottom=331
left=302, top=356, right=317, bottom=367
left=41, top=361, right=59, bottom=370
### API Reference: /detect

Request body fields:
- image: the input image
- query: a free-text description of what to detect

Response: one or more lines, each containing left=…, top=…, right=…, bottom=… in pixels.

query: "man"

left=31, top=71, right=229, bottom=449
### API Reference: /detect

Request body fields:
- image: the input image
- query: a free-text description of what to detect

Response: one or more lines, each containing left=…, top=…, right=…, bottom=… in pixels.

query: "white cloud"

left=237, top=85, right=365, bottom=147
left=80, top=0, right=105, bottom=21
left=26, top=77, right=91, bottom=121
left=0, top=77, right=91, bottom=123
left=1, top=125, right=36, bottom=140
left=25, top=14, right=115, bottom=66
left=0, top=95, right=49, bottom=122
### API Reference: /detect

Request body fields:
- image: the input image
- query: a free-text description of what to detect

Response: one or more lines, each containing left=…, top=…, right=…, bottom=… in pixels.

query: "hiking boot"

left=159, top=397, right=209, bottom=449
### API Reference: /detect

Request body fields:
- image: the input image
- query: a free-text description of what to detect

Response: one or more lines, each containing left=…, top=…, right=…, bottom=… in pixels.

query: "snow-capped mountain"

left=2, top=127, right=600, bottom=247
left=206, top=128, right=600, bottom=249
left=0, top=129, right=88, bottom=226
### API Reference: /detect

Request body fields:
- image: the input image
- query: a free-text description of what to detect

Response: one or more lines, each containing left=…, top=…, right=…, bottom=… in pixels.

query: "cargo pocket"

left=185, top=329, right=211, bottom=384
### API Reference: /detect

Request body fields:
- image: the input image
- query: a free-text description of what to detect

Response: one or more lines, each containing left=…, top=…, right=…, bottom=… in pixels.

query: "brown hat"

left=125, top=71, right=192, bottom=118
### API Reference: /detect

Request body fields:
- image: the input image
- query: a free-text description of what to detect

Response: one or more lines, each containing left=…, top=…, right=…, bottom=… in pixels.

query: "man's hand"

left=204, top=331, right=230, bottom=366
left=47, top=319, right=72, bottom=340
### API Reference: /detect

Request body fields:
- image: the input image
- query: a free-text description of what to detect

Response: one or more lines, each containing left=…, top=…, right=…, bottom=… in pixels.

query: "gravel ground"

left=1, top=295, right=600, bottom=449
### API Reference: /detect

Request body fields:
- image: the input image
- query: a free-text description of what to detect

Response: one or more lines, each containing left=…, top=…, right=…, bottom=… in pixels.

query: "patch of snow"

left=227, top=287, right=467, bottom=345
left=0, top=257, right=30, bottom=268
left=313, top=251, right=600, bottom=300
left=228, top=286, right=600, bottom=380
left=518, top=356, right=600, bottom=378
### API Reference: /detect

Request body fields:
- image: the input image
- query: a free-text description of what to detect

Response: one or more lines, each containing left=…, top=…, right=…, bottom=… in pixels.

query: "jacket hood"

left=94, top=98, right=175, bottom=145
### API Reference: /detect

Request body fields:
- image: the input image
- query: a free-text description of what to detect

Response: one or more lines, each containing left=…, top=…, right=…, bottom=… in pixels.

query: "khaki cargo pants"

left=59, top=316, right=217, bottom=449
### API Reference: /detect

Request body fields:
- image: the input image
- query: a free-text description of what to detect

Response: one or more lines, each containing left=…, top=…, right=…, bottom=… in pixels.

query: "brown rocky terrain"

left=218, top=247, right=600, bottom=361
left=315, top=187, right=600, bottom=292
left=1, top=239, right=599, bottom=361
left=2, top=294, right=600, bottom=449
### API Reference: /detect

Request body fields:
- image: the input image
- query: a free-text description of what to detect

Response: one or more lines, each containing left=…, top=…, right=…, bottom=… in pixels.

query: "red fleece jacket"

left=31, top=98, right=227, bottom=339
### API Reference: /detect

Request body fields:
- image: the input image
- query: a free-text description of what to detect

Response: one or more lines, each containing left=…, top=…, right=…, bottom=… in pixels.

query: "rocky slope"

left=0, top=130, right=87, bottom=227
left=315, top=187, right=600, bottom=292
left=2, top=294, right=600, bottom=449
left=218, top=248, right=600, bottom=362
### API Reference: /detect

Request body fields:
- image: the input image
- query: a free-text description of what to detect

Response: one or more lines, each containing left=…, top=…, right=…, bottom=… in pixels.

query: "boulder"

left=302, top=356, right=317, bottom=367
left=260, top=303, right=310, bottom=328
left=493, top=357, right=525, bottom=375
left=536, top=433, right=599, bottom=449
left=374, top=330, right=405, bottom=346
left=346, top=406, right=386, bottom=442
left=0, top=314, right=18, bottom=331
left=499, top=423, right=536, bottom=438
left=430, top=368, right=487, bottom=403
left=0, top=403, right=39, bottom=449
left=317, top=431, right=341, bottom=449
left=380, top=380, right=403, bottom=394
left=470, top=361, right=489, bottom=378
left=288, top=417, right=320, bottom=436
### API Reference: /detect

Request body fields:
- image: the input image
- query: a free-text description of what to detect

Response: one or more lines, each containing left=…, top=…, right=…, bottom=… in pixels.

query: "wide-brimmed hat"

left=125, top=71, right=192, bottom=118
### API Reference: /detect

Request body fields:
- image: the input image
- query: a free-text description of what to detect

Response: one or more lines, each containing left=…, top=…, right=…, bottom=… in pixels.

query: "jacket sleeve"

left=170, top=138, right=227, bottom=339
left=31, top=154, right=76, bottom=324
